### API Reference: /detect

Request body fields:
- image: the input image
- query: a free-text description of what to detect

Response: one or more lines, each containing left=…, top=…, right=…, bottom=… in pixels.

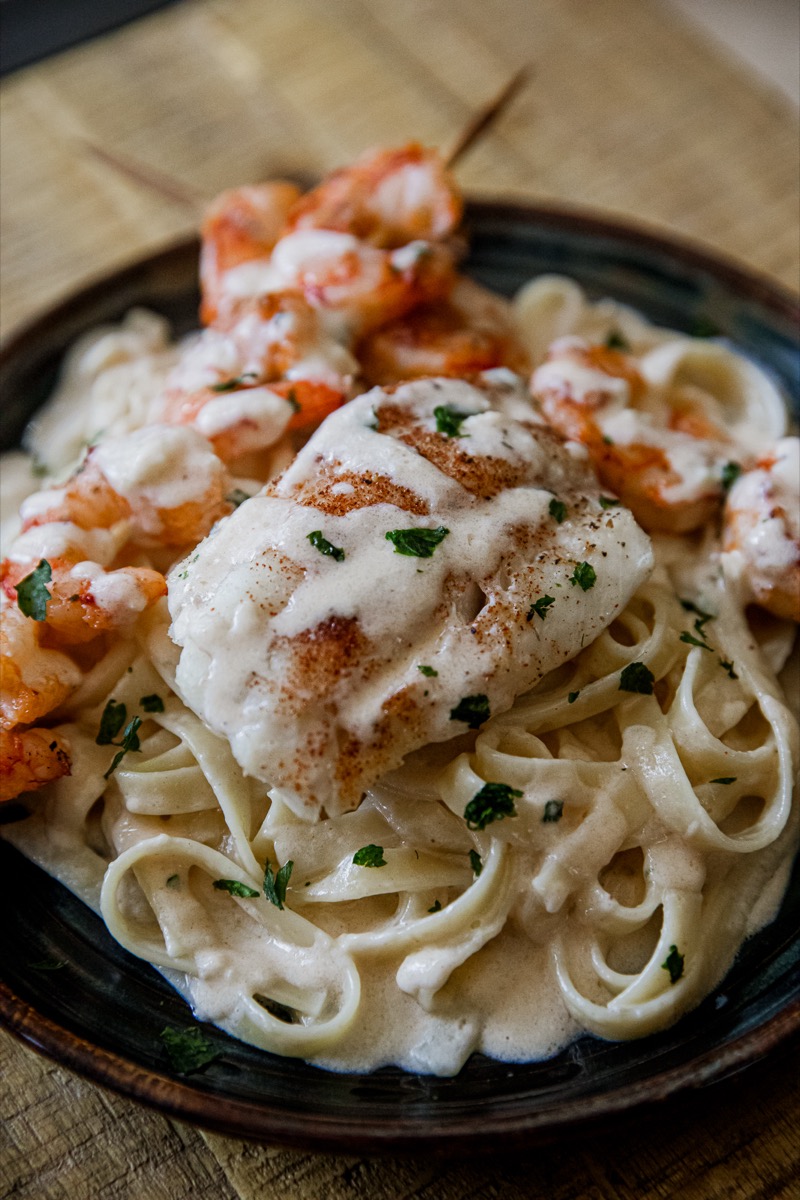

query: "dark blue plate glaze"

left=1, top=203, right=798, bottom=1153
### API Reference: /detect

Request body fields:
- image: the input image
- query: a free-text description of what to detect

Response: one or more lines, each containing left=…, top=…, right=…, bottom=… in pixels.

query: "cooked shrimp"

left=0, top=726, right=71, bottom=803
left=1, top=556, right=167, bottom=645
left=286, top=233, right=456, bottom=338
left=357, top=278, right=530, bottom=385
left=161, top=293, right=354, bottom=459
left=0, top=425, right=228, bottom=687
left=532, top=337, right=735, bottom=534
left=283, top=143, right=462, bottom=247
left=200, top=181, right=302, bottom=324
left=201, top=149, right=460, bottom=335
left=0, top=426, right=217, bottom=802
left=723, top=437, right=800, bottom=621
left=212, top=228, right=456, bottom=338
left=0, top=603, right=82, bottom=727
left=20, top=425, right=231, bottom=548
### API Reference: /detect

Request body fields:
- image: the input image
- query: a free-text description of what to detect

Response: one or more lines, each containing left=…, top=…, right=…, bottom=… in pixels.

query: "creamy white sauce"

left=221, top=230, right=362, bottom=306
left=193, top=387, right=293, bottom=449
left=24, top=309, right=175, bottom=476
left=6, top=521, right=125, bottom=566
left=93, top=425, right=225, bottom=525
left=68, top=562, right=149, bottom=622
left=18, top=486, right=68, bottom=525
left=532, top=354, right=631, bottom=410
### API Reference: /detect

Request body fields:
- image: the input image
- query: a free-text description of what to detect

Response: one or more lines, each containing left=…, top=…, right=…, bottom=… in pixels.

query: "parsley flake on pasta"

left=619, top=662, right=655, bottom=694
left=353, top=845, right=387, bottom=868
left=464, top=783, right=522, bottom=831
left=661, top=945, right=685, bottom=985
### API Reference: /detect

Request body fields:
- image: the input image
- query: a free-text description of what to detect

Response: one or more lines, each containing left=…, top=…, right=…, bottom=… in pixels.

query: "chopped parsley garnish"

left=160, top=1026, right=220, bottom=1074
left=719, top=659, right=738, bottom=680
left=464, top=782, right=522, bottom=831
left=226, top=488, right=252, bottom=508
left=103, top=716, right=142, bottom=779
left=139, top=694, right=164, bottom=713
left=602, top=435, right=614, bottom=446
left=599, top=496, right=621, bottom=509
left=568, top=691, right=580, bottom=704
left=619, top=662, right=655, bottom=695
left=286, top=387, right=301, bottom=413
left=385, top=525, right=450, bottom=558
left=450, top=693, right=490, bottom=729
left=209, top=371, right=259, bottom=392
left=307, top=530, right=345, bottom=561
left=29, top=959, right=66, bottom=971
left=680, top=630, right=713, bottom=652
left=166, top=874, right=180, bottom=889
left=469, top=849, right=483, bottom=876
left=680, top=597, right=713, bottom=619
left=569, top=561, right=597, bottom=591
left=661, top=944, right=685, bottom=985
left=418, top=664, right=438, bottom=677
left=542, top=799, right=564, bottom=823
left=434, top=405, right=471, bottom=437
left=527, top=594, right=556, bottom=622
left=721, top=461, right=742, bottom=493
left=264, top=859, right=294, bottom=909
left=428, top=899, right=442, bottom=913
left=254, top=994, right=297, bottom=1023
left=710, top=777, right=737, bottom=785
left=548, top=498, right=567, bottom=524
left=15, top=559, right=52, bottom=621
left=96, top=699, right=128, bottom=745
left=605, top=329, right=630, bottom=351
left=353, top=844, right=386, bottom=868
left=213, top=878, right=260, bottom=898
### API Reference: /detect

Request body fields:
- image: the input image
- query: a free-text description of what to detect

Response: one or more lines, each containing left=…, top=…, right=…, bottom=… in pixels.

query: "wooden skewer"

left=80, top=140, right=205, bottom=212
left=443, top=64, right=532, bottom=169
left=80, top=65, right=531, bottom=213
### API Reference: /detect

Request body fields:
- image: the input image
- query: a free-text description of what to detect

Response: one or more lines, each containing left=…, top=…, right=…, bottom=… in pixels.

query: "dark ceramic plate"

left=1, top=203, right=798, bottom=1154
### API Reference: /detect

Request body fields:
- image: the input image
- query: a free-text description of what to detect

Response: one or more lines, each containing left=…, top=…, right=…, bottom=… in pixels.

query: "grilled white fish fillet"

left=168, top=375, right=653, bottom=818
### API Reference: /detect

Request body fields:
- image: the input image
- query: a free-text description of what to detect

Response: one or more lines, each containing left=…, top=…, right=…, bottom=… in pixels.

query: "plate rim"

left=1, top=198, right=798, bottom=1152
left=2, top=198, right=798, bottom=365
left=1, top=970, right=798, bottom=1153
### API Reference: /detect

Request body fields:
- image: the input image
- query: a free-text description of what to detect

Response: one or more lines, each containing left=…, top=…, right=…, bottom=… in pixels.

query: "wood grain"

left=3, top=1026, right=798, bottom=1200
left=0, top=1, right=798, bottom=1196
left=2, top=0, right=798, bottom=338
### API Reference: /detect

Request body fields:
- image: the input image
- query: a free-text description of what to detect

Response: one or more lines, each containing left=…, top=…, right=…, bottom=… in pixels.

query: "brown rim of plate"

left=1, top=976, right=798, bottom=1154
left=0, top=199, right=798, bottom=1154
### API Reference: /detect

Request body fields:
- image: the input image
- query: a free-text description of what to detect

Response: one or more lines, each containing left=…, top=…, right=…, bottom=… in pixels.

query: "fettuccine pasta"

left=1, top=146, right=797, bottom=1076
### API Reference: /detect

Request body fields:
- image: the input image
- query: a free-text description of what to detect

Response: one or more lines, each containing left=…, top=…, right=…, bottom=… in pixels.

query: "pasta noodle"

left=1, top=154, right=797, bottom=1076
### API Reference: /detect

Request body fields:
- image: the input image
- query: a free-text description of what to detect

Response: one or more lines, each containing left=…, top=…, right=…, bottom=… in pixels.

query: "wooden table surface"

left=1, top=1, right=798, bottom=1196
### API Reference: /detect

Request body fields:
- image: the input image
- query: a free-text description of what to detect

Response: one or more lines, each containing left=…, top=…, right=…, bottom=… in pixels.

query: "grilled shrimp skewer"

left=169, top=144, right=461, bottom=462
